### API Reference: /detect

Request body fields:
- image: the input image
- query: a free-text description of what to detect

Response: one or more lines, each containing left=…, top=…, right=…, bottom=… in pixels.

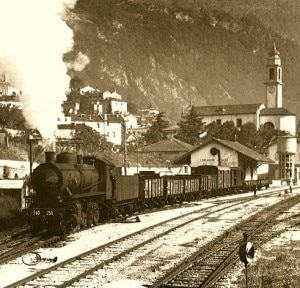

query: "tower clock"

left=265, top=44, right=283, bottom=108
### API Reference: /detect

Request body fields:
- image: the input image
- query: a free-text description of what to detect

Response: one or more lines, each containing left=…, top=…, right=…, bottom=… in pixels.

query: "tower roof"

left=268, top=43, right=280, bottom=57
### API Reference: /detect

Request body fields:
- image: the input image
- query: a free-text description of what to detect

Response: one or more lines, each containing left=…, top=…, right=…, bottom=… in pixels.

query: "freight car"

left=191, top=165, right=245, bottom=196
left=23, top=152, right=267, bottom=235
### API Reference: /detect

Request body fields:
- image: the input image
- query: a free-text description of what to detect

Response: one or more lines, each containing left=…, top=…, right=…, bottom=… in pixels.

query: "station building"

left=173, top=138, right=273, bottom=181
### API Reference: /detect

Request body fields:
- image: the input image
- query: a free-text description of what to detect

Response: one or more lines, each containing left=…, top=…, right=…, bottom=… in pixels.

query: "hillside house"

left=102, top=98, right=128, bottom=115
left=70, top=114, right=123, bottom=145
left=0, top=74, right=20, bottom=97
left=139, top=108, right=160, bottom=127
left=80, top=85, right=99, bottom=95
left=102, top=90, right=122, bottom=101
left=62, top=98, right=80, bottom=115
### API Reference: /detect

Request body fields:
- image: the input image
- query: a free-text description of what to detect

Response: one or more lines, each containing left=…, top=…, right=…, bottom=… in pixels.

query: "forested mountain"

left=65, top=0, right=300, bottom=121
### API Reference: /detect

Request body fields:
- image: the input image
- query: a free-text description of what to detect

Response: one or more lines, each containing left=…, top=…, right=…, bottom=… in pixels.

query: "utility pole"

left=136, top=142, right=139, bottom=174
left=28, top=130, right=42, bottom=192
left=123, top=121, right=127, bottom=175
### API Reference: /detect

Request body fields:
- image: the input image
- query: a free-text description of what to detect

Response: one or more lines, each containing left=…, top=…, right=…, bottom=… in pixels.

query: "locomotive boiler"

left=25, top=151, right=116, bottom=234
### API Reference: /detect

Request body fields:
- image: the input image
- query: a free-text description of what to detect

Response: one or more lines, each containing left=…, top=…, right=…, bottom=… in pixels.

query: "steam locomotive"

left=24, top=151, right=271, bottom=235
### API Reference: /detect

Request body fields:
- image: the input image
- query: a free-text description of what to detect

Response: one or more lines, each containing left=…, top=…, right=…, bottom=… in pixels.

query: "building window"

left=236, top=118, right=242, bottom=127
left=279, top=154, right=294, bottom=179
left=269, top=68, right=275, bottom=80
left=216, top=119, right=221, bottom=125
left=113, top=132, right=115, bottom=137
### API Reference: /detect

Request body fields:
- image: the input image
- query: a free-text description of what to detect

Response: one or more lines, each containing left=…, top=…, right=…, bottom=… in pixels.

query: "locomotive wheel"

left=87, top=210, right=94, bottom=227
left=93, top=208, right=100, bottom=225
left=70, top=214, right=80, bottom=230
left=30, top=222, right=40, bottom=235
left=59, top=219, right=68, bottom=235
left=80, top=212, right=87, bottom=229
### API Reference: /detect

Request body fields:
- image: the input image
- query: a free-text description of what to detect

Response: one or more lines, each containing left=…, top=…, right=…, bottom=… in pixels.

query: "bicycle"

left=22, top=251, right=58, bottom=266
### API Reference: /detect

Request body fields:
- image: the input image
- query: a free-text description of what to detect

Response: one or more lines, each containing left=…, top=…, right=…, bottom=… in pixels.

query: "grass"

left=234, top=239, right=300, bottom=287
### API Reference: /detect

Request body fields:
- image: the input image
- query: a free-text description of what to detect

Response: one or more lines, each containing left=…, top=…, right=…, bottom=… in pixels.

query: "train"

left=23, top=151, right=272, bottom=235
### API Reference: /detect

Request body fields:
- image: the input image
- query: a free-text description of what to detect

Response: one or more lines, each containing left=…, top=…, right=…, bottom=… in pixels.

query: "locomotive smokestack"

left=77, top=154, right=83, bottom=165
left=77, top=146, right=83, bottom=164
left=45, top=151, right=55, bottom=163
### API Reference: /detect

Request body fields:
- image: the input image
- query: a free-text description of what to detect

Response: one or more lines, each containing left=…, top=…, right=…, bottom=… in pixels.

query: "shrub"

left=0, top=195, right=25, bottom=230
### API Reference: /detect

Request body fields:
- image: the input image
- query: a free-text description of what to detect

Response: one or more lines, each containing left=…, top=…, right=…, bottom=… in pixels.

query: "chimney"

left=45, top=151, right=55, bottom=163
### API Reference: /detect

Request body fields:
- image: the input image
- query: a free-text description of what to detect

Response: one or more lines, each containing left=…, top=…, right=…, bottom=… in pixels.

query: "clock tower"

left=265, top=43, right=283, bottom=108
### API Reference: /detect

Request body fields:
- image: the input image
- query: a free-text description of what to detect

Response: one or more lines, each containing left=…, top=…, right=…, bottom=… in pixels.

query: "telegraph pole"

left=123, top=121, right=127, bottom=175
left=136, top=142, right=139, bottom=174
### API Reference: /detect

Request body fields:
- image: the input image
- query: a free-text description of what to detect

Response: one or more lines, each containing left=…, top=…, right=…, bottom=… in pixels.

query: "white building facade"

left=193, top=44, right=296, bottom=136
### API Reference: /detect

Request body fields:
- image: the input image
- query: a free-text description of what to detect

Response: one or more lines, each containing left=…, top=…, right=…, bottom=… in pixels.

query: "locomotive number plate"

left=32, top=210, right=54, bottom=216
left=33, top=210, right=41, bottom=216
left=46, top=210, right=54, bottom=216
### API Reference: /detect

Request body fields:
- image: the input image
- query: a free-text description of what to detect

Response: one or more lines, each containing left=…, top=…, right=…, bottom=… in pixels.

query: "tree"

left=75, top=124, right=112, bottom=154
left=79, top=97, right=94, bottom=114
left=205, top=121, right=222, bottom=140
left=205, top=121, right=239, bottom=142
left=144, top=112, right=170, bottom=144
left=219, top=121, right=239, bottom=141
left=0, top=104, right=27, bottom=130
left=176, top=106, right=206, bottom=145
left=237, top=122, right=261, bottom=149
left=69, top=76, right=84, bottom=93
left=257, top=123, right=287, bottom=152
left=205, top=120, right=289, bottom=153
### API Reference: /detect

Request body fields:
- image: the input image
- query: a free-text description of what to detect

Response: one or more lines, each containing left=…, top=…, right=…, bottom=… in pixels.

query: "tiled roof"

left=173, top=138, right=273, bottom=164
left=0, top=96, right=20, bottom=101
left=193, top=103, right=264, bottom=116
left=143, top=138, right=194, bottom=153
left=57, top=124, right=75, bottom=129
left=214, top=138, right=273, bottom=163
left=71, top=114, right=123, bottom=123
left=260, top=108, right=295, bottom=116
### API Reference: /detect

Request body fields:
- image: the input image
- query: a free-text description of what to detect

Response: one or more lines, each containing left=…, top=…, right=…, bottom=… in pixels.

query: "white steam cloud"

left=67, top=51, right=90, bottom=71
left=0, top=0, right=77, bottom=139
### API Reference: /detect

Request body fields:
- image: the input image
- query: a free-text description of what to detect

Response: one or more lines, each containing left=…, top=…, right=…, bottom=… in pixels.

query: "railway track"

left=3, top=194, right=265, bottom=288
left=149, top=194, right=300, bottom=288
left=0, top=233, right=65, bottom=266
left=0, top=189, right=278, bottom=270
left=211, top=205, right=300, bottom=288
left=0, top=235, right=40, bottom=265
